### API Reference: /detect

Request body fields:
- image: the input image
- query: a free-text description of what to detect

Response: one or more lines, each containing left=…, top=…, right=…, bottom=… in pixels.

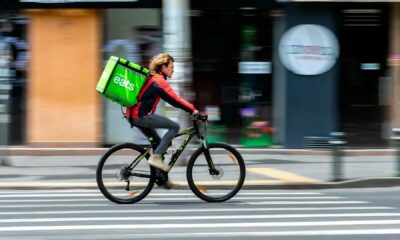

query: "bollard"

left=391, top=128, right=400, bottom=177
left=329, top=132, right=346, bottom=182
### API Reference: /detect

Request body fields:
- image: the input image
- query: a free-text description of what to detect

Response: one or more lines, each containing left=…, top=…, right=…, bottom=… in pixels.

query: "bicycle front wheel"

left=96, top=143, right=156, bottom=204
left=187, top=143, right=246, bottom=202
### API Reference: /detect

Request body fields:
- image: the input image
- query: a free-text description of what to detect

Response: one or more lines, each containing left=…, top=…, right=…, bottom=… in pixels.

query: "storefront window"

left=191, top=9, right=273, bottom=146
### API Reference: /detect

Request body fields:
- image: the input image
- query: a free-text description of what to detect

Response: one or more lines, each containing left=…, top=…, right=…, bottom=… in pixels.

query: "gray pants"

left=131, top=114, right=180, bottom=155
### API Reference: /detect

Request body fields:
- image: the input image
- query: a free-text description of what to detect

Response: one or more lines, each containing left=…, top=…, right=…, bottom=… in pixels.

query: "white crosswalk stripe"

left=4, top=213, right=400, bottom=223
left=0, top=191, right=324, bottom=196
left=0, top=189, right=399, bottom=239
left=2, top=220, right=400, bottom=232
left=0, top=206, right=392, bottom=215
left=0, top=196, right=343, bottom=202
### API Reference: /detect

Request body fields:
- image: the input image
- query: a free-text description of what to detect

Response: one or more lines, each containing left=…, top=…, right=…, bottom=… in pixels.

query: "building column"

left=162, top=0, right=194, bottom=126
left=389, top=3, right=400, bottom=130
left=27, top=9, right=102, bottom=147
left=275, top=3, right=339, bottom=148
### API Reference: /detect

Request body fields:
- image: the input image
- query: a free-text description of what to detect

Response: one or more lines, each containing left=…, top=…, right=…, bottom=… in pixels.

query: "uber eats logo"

left=113, top=73, right=134, bottom=91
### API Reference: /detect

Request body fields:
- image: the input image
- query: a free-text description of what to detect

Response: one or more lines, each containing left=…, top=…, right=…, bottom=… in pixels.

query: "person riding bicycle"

left=125, top=53, right=202, bottom=188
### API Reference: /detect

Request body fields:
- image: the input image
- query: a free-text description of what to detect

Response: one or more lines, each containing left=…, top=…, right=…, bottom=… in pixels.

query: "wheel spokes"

left=99, top=146, right=154, bottom=203
left=190, top=147, right=242, bottom=200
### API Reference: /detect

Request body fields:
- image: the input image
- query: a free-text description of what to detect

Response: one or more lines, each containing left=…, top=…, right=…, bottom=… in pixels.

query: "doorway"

left=338, top=4, right=389, bottom=147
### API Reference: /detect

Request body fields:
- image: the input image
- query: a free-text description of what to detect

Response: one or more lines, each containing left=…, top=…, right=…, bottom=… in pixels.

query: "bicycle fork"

left=202, top=140, right=219, bottom=175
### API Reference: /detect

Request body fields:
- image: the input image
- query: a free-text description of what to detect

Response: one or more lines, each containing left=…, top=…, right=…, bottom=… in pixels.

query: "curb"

left=0, top=178, right=399, bottom=190
left=242, top=177, right=400, bottom=190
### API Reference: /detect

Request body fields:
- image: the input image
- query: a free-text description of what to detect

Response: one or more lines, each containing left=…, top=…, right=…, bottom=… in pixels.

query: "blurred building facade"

left=1, top=0, right=400, bottom=148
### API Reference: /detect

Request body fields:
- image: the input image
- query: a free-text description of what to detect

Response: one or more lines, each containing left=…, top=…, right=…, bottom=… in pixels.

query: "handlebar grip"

left=191, top=113, right=208, bottom=121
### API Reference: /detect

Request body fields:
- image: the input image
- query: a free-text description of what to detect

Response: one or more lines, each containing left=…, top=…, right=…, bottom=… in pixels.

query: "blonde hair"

left=149, top=53, right=174, bottom=72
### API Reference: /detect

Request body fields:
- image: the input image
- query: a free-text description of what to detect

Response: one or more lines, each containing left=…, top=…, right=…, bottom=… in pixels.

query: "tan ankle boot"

left=148, top=153, right=169, bottom=172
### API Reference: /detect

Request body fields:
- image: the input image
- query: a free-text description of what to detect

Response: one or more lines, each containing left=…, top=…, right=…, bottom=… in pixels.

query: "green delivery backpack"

left=96, top=56, right=150, bottom=107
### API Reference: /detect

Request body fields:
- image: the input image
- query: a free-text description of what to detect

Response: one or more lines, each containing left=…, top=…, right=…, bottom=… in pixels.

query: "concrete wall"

left=390, top=3, right=400, bottom=130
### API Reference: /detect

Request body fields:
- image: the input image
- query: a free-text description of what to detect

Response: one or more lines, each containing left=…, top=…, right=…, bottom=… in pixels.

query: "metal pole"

left=329, top=132, right=346, bottom=182
left=391, top=128, right=400, bottom=176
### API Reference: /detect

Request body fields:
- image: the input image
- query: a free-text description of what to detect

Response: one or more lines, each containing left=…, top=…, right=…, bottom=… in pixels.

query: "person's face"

left=161, top=61, right=174, bottom=78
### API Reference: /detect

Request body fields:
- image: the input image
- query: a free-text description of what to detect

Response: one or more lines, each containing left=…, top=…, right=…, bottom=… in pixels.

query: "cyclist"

left=125, top=53, right=200, bottom=188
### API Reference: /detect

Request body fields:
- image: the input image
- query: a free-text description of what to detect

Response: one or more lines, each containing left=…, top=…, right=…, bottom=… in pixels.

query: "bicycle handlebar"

left=191, top=112, right=208, bottom=121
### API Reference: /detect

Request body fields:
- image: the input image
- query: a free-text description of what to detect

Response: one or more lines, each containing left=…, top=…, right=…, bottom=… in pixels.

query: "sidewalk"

left=1, top=147, right=400, bottom=190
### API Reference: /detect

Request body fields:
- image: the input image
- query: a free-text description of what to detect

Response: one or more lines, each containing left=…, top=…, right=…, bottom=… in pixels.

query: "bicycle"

left=96, top=114, right=246, bottom=204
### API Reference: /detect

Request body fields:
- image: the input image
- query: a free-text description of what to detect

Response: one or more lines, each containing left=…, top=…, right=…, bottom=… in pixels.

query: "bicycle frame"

left=165, top=126, right=197, bottom=170
left=128, top=119, right=217, bottom=174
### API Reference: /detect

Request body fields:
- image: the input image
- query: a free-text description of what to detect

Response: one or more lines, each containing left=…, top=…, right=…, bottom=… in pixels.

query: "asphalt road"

left=1, top=187, right=400, bottom=239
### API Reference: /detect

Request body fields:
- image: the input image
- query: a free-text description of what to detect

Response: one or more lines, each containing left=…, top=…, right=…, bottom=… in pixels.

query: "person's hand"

left=192, top=111, right=208, bottom=121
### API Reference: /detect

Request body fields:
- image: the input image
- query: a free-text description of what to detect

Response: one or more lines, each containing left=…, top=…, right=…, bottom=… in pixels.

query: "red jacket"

left=125, top=73, right=196, bottom=119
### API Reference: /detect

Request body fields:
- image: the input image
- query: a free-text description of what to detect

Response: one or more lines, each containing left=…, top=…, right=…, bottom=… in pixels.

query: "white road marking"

left=0, top=189, right=102, bottom=194
left=0, top=192, right=324, bottom=197
left=242, top=201, right=367, bottom=205
left=0, top=196, right=342, bottom=202
left=3, top=213, right=400, bottom=223
left=0, top=206, right=392, bottom=215
left=11, top=229, right=400, bottom=238
left=1, top=220, right=400, bottom=232
left=0, top=204, right=157, bottom=208
left=0, top=200, right=369, bottom=208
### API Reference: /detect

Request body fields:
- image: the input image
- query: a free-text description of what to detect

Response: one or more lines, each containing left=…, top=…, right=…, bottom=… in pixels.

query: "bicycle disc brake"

left=211, top=166, right=224, bottom=179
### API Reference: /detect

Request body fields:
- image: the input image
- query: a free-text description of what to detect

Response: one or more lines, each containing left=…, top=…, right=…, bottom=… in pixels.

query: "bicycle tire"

left=96, top=143, right=156, bottom=204
left=186, top=142, right=246, bottom=202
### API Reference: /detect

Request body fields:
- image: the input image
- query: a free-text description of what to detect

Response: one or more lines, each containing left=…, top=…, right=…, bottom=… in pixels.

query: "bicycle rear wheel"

left=96, top=143, right=156, bottom=204
left=187, top=142, right=246, bottom=202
